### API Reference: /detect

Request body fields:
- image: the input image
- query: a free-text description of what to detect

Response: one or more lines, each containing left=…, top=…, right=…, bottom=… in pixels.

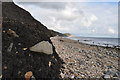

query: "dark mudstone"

left=2, top=2, right=64, bottom=80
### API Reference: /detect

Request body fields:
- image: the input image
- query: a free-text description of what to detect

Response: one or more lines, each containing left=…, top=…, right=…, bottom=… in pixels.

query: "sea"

left=67, top=36, right=120, bottom=48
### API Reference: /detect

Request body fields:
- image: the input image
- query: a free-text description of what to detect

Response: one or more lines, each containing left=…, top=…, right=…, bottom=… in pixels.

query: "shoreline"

left=66, top=36, right=120, bottom=49
left=50, top=36, right=119, bottom=79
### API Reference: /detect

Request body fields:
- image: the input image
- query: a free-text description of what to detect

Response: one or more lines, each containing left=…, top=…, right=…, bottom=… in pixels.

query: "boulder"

left=30, top=41, right=53, bottom=54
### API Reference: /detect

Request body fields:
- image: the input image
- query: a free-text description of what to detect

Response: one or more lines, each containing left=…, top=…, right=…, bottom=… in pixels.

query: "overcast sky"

left=13, top=1, right=118, bottom=38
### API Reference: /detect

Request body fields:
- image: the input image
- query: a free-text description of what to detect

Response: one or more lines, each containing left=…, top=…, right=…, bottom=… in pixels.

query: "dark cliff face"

left=2, top=2, right=63, bottom=79
left=2, top=2, right=64, bottom=38
left=2, top=2, right=50, bottom=27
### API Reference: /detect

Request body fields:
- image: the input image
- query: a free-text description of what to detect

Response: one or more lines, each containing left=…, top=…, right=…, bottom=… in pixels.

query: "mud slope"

left=2, top=2, right=63, bottom=79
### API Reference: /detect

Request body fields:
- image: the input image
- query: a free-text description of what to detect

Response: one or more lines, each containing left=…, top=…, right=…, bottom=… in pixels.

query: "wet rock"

left=30, top=41, right=53, bottom=54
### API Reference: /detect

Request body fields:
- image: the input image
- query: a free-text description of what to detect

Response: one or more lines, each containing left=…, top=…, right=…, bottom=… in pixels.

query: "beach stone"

left=113, top=73, right=119, bottom=78
left=30, top=41, right=53, bottom=54
left=105, top=69, right=116, bottom=77
left=23, top=48, right=27, bottom=51
left=7, top=29, right=19, bottom=37
left=60, top=72, right=65, bottom=78
left=48, top=61, right=52, bottom=67
left=3, top=30, right=5, bottom=33
left=25, top=71, right=33, bottom=80
left=31, top=76, right=36, bottom=80
left=0, top=75, right=2, bottom=78
left=18, top=43, right=22, bottom=45
left=81, top=74, right=85, bottom=77
left=18, top=71, right=21, bottom=75
left=4, top=66, right=8, bottom=70
left=71, top=75, right=75, bottom=79
left=104, top=74, right=110, bottom=78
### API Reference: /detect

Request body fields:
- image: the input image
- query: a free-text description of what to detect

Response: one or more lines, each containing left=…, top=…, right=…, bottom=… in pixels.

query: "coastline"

left=50, top=36, right=119, bottom=79
left=67, top=36, right=120, bottom=49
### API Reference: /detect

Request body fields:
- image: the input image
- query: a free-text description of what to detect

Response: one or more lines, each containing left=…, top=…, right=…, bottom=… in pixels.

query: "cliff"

left=2, top=2, right=63, bottom=79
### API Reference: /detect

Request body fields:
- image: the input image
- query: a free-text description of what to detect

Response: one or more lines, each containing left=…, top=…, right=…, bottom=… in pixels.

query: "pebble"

left=7, top=29, right=19, bottom=37
left=23, top=48, right=27, bottom=51
left=48, top=61, right=52, bottom=67
left=81, top=74, right=85, bottom=77
left=25, top=71, right=33, bottom=80
left=71, top=75, right=75, bottom=79
left=4, top=66, right=8, bottom=70
left=104, top=74, right=110, bottom=78
left=18, top=71, right=21, bottom=75
left=3, top=30, right=5, bottom=33
left=29, top=54, right=31, bottom=56
left=16, top=51, right=18, bottom=54
left=50, top=36, right=119, bottom=78
left=60, top=72, right=65, bottom=78
left=18, top=43, right=22, bottom=45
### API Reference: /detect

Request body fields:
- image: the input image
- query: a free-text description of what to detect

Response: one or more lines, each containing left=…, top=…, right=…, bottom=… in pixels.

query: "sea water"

left=68, top=36, right=120, bottom=48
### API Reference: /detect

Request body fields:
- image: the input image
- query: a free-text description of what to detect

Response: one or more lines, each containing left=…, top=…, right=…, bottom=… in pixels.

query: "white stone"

left=30, top=41, right=53, bottom=54
left=104, top=74, right=110, bottom=78
left=71, top=75, right=75, bottom=79
left=60, top=72, right=65, bottom=78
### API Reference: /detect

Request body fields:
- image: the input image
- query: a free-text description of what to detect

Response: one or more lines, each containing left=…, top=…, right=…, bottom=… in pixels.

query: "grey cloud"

left=17, top=2, right=67, bottom=10
left=36, top=2, right=67, bottom=10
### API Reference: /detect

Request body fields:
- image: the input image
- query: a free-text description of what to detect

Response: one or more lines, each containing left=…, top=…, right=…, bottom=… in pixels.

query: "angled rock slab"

left=30, top=41, right=53, bottom=54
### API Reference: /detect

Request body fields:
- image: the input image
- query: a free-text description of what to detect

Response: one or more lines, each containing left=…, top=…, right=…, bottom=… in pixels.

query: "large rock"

left=30, top=41, right=53, bottom=54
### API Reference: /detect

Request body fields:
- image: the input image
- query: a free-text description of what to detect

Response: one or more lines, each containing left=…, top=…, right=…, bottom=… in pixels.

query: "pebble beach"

left=51, top=36, right=119, bottom=79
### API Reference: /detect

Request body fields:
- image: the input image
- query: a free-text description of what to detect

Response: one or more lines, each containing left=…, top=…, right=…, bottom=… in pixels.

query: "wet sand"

left=50, top=36, right=119, bottom=79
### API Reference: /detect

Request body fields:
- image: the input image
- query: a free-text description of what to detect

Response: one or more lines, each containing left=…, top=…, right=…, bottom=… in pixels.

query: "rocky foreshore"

left=2, top=1, right=120, bottom=80
left=51, top=36, right=120, bottom=79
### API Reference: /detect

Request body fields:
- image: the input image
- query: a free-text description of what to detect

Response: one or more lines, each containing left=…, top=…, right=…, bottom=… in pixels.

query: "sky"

left=13, top=0, right=119, bottom=38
